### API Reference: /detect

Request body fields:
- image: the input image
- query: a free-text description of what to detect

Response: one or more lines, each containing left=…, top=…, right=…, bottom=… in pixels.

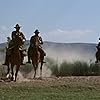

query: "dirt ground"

left=0, top=76, right=100, bottom=88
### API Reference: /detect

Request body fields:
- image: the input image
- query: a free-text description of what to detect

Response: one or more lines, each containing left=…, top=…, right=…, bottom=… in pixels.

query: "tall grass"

left=59, top=61, right=73, bottom=76
left=72, top=61, right=89, bottom=76
left=45, top=57, right=100, bottom=77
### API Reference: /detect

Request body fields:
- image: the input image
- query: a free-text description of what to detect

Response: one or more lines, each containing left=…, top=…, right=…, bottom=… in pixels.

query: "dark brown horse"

left=6, top=36, right=22, bottom=81
left=30, top=43, right=44, bottom=78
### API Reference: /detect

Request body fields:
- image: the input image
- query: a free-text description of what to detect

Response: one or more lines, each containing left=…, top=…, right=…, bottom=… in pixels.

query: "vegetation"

left=0, top=57, right=100, bottom=78
left=0, top=58, right=100, bottom=99
left=45, top=57, right=100, bottom=77
left=0, top=78, right=100, bottom=100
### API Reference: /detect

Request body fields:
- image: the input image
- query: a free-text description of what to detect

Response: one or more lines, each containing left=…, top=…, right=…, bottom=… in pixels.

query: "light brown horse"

left=30, top=42, right=44, bottom=78
left=6, top=36, right=22, bottom=81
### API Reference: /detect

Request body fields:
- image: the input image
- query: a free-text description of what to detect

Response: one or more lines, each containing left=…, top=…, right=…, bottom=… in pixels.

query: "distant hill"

left=0, top=41, right=97, bottom=63
left=43, top=41, right=97, bottom=63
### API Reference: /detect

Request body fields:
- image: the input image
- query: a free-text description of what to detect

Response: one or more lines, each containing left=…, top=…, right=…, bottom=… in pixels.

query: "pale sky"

left=0, top=0, right=100, bottom=43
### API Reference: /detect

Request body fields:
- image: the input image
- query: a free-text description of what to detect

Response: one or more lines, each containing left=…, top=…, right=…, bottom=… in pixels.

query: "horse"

left=95, top=46, right=100, bottom=63
left=30, top=41, right=44, bottom=78
left=6, top=36, right=22, bottom=81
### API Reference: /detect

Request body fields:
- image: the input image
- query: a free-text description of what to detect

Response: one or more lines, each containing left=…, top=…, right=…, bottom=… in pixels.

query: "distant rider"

left=96, top=38, right=100, bottom=51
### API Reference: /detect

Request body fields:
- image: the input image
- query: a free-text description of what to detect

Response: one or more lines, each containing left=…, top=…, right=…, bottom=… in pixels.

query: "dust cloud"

left=45, top=48, right=96, bottom=64
left=0, top=42, right=97, bottom=81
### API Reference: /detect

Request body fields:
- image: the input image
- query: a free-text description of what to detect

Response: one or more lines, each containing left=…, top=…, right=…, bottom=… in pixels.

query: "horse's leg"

left=6, top=57, right=10, bottom=78
left=32, top=62, right=35, bottom=78
left=11, top=64, right=14, bottom=81
left=7, top=64, right=10, bottom=75
left=95, top=52, right=99, bottom=63
left=33, top=63, right=38, bottom=78
left=15, top=65, right=20, bottom=82
left=40, top=55, right=44, bottom=78
left=6, top=63, right=11, bottom=79
left=33, top=64, right=37, bottom=78
left=40, top=61, right=43, bottom=78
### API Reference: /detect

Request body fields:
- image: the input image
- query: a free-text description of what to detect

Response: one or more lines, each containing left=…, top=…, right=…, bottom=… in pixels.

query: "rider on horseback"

left=27, top=29, right=46, bottom=63
left=95, top=38, right=100, bottom=63
left=96, top=38, right=100, bottom=50
left=3, top=24, right=26, bottom=65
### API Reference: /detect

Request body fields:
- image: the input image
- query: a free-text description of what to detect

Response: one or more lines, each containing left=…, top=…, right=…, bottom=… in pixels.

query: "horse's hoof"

left=14, top=80, right=16, bottom=82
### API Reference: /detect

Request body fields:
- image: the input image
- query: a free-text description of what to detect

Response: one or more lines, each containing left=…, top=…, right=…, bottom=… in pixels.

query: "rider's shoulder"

left=12, top=31, right=16, bottom=34
left=31, top=35, right=37, bottom=38
left=31, top=35, right=35, bottom=38
left=39, top=36, right=42, bottom=38
left=19, top=31, right=24, bottom=35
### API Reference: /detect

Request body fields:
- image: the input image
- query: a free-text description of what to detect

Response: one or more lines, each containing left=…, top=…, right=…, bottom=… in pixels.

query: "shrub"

left=59, top=61, right=73, bottom=76
left=46, top=58, right=92, bottom=77
left=72, top=61, right=89, bottom=76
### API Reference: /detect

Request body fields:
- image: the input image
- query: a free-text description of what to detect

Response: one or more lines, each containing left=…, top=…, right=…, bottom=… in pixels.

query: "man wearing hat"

left=12, top=24, right=26, bottom=41
left=3, top=24, right=26, bottom=65
left=27, top=29, right=46, bottom=63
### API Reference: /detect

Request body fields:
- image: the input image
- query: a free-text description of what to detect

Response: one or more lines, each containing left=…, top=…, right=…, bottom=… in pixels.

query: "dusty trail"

left=1, top=76, right=100, bottom=88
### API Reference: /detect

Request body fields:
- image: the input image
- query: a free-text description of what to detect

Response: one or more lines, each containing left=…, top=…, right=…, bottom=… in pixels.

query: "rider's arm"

left=21, top=32, right=26, bottom=41
left=30, top=36, right=33, bottom=46
left=11, top=31, right=16, bottom=39
left=39, top=37, right=43, bottom=44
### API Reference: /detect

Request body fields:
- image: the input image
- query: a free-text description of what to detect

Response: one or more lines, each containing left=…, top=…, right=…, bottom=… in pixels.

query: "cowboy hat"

left=14, top=24, right=21, bottom=28
left=34, top=29, right=40, bottom=34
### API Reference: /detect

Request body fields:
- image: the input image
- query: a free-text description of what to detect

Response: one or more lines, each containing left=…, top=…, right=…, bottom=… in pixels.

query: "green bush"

left=72, top=61, right=89, bottom=76
left=46, top=57, right=100, bottom=77
left=59, top=61, right=89, bottom=76
left=59, top=61, right=73, bottom=76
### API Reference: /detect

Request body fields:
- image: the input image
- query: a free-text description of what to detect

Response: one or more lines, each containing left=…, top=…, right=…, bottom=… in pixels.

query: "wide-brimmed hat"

left=34, top=29, right=40, bottom=34
left=14, top=24, right=21, bottom=28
